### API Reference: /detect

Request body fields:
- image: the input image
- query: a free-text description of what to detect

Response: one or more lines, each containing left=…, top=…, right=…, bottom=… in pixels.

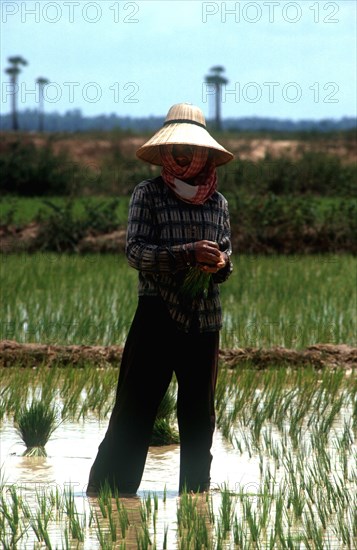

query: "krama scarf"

left=159, top=145, right=217, bottom=205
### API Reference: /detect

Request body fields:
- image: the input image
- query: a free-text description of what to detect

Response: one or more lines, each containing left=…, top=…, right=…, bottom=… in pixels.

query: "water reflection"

left=1, top=418, right=249, bottom=494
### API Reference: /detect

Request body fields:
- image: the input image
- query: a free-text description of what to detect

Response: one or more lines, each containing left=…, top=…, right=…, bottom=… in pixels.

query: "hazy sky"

left=1, top=0, right=356, bottom=120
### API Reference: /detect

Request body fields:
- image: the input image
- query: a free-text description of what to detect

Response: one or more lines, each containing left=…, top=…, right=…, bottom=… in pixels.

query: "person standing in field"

left=87, top=102, right=234, bottom=496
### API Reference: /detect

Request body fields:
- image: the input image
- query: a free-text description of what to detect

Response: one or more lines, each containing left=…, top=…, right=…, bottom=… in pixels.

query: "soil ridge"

left=0, top=340, right=355, bottom=370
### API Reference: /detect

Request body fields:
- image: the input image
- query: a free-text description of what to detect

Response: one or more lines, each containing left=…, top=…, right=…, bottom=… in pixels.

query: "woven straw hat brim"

left=136, top=122, right=234, bottom=167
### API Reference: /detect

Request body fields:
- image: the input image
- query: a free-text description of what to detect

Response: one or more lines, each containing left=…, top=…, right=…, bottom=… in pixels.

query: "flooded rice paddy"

left=1, top=365, right=356, bottom=549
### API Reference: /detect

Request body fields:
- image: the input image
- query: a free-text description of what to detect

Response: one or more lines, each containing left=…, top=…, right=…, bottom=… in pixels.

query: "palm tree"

left=205, top=65, right=228, bottom=131
left=5, top=56, right=28, bottom=131
left=36, top=77, right=50, bottom=132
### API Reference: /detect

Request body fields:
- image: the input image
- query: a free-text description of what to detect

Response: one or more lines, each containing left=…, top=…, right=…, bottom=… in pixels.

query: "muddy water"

left=1, top=417, right=260, bottom=549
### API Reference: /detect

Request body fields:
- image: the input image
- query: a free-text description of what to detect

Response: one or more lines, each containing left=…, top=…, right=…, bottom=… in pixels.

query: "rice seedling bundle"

left=14, top=400, right=59, bottom=456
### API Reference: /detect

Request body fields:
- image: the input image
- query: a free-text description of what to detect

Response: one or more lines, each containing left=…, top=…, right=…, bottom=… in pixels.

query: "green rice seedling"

left=150, top=418, right=179, bottom=446
left=214, top=367, right=230, bottom=420
left=3, top=253, right=356, bottom=348
left=69, top=509, right=86, bottom=542
left=0, top=485, right=28, bottom=550
left=14, top=399, right=59, bottom=456
left=177, top=489, right=216, bottom=548
left=273, top=492, right=285, bottom=543
left=314, top=393, right=345, bottom=444
left=95, top=510, right=114, bottom=549
left=232, top=515, right=249, bottom=548
left=30, top=509, right=53, bottom=549
left=150, top=386, right=179, bottom=446
left=331, top=473, right=350, bottom=511
left=62, top=388, right=83, bottom=421
left=0, top=395, right=7, bottom=422
left=60, top=368, right=88, bottom=420
left=205, top=491, right=215, bottom=525
left=163, top=523, right=168, bottom=549
left=37, top=366, right=61, bottom=405
left=106, top=497, right=117, bottom=543
left=153, top=492, right=158, bottom=512
left=176, top=489, right=198, bottom=536
left=302, top=510, right=325, bottom=550
left=178, top=510, right=212, bottom=550
left=54, top=486, right=63, bottom=519
left=314, top=498, right=329, bottom=531
left=63, top=485, right=75, bottom=519
left=118, top=504, right=130, bottom=539
left=258, top=478, right=273, bottom=530
left=332, top=509, right=353, bottom=548
left=219, top=483, right=235, bottom=538
left=350, top=502, right=357, bottom=539
left=144, top=491, right=152, bottom=516
left=98, top=481, right=113, bottom=518
left=250, top=408, right=266, bottom=447
left=311, top=429, right=332, bottom=473
left=243, top=498, right=260, bottom=543
left=35, top=487, right=54, bottom=520
left=339, top=418, right=354, bottom=451
left=286, top=474, right=305, bottom=519
left=61, top=525, right=71, bottom=550
left=113, top=489, right=130, bottom=538
left=83, top=367, right=117, bottom=420
left=135, top=522, right=152, bottom=549
left=0, top=368, right=32, bottom=419
left=19, top=498, right=32, bottom=524
left=152, top=507, right=157, bottom=535
left=139, top=500, right=147, bottom=523
left=180, top=266, right=211, bottom=299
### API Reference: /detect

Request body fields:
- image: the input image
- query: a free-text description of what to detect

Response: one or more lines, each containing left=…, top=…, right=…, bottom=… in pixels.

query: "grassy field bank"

left=1, top=129, right=356, bottom=253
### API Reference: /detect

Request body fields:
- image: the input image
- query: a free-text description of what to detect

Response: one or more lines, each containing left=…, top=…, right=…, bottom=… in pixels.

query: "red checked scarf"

left=160, top=145, right=217, bottom=205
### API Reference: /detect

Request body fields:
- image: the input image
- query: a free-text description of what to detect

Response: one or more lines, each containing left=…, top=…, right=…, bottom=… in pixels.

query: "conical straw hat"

left=136, top=103, right=234, bottom=167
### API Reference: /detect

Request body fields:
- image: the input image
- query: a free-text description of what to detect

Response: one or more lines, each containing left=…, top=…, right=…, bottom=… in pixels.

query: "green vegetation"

left=0, top=365, right=356, bottom=548
left=151, top=384, right=179, bottom=446
left=0, top=135, right=158, bottom=197
left=1, top=129, right=355, bottom=548
left=1, top=130, right=356, bottom=253
left=0, top=139, right=77, bottom=196
left=0, top=195, right=130, bottom=226
left=220, top=151, right=357, bottom=197
left=33, top=198, right=121, bottom=252
left=14, top=400, right=59, bottom=457
left=1, top=253, right=355, bottom=349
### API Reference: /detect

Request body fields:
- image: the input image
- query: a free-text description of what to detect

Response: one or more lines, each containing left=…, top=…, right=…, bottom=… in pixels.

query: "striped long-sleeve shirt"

left=125, top=176, right=233, bottom=333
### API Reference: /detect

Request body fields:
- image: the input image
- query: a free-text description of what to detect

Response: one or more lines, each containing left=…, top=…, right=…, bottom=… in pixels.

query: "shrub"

left=35, top=197, right=120, bottom=252
left=219, top=152, right=357, bottom=197
left=0, top=139, right=81, bottom=196
left=228, top=193, right=357, bottom=253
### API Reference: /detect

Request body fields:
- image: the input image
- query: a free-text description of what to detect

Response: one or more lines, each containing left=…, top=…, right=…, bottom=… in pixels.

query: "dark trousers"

left=88, top=296, right=219, bottom=494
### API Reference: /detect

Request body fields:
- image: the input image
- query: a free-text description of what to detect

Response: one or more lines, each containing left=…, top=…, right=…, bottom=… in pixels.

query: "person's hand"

left=193, top=241, right=227, bottom=273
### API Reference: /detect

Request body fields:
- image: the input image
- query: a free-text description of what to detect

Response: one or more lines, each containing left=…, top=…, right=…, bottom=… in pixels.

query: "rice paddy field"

left=1, top=253, right=356, bottom=349
left=1, top=252, right=356, bottom=548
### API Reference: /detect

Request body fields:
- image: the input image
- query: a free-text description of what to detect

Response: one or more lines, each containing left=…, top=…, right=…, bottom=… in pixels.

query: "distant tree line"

left=0, top=108, right=355, bottom=134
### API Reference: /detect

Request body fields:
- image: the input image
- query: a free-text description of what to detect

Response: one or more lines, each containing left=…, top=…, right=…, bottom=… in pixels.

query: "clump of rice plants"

left=180, top=266, right=211, bottom=299
left=14, top=400, right=59, bottom=457
left=150, top=387, right=179, bottom=446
